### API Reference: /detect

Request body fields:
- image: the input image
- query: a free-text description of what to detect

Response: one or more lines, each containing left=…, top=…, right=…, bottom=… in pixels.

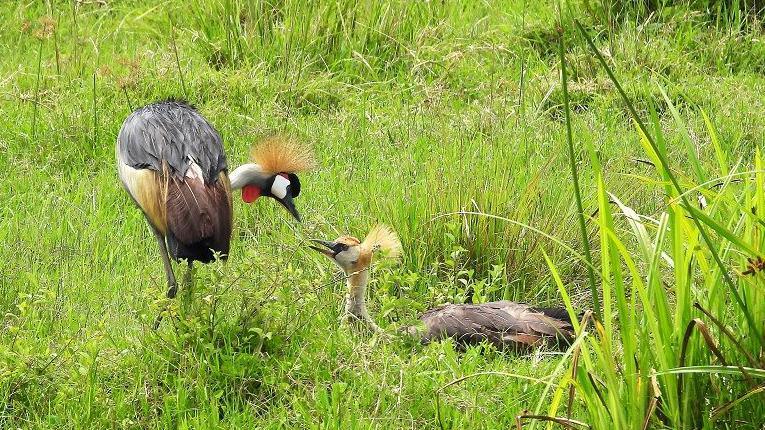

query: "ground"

left=1, top=1, right=764, bottom=428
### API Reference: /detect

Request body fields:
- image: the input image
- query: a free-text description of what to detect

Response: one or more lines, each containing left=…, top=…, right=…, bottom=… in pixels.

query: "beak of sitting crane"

left=309, top=239, right=342, bottom=258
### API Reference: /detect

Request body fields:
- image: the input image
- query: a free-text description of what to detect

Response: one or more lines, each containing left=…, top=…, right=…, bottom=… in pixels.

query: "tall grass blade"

left=656, top=366, right=765, bottom=379
left=710, top=384, right=765, bottom=421
left=515, top=414, right=590, bottom=429
left=31, top=39, right=44, bottom=138
left=558, top=24, right=600, bottom=320
left=574, top=19, right=764, bottom=348
left=169, top=14, right=188, bottom=100
left=640, top=371, right=661, bottom=430
left=692, top=302, right=758, bottom=368
left=92, top=72, right=97, bottom=151
left=702, top=109, right=729, bottom=176
left=658, top=85, right=706, bottom=184
left=608, top=192, right=674, bottom=268
left=679, top=318, right=728, bottom=368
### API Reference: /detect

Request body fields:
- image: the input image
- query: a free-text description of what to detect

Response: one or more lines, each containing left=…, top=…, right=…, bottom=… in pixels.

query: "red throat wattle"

left=242, top=185, right=261, bottom=203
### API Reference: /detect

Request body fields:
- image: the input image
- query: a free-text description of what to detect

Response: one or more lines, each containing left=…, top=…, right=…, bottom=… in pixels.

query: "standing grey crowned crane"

left=310, top=225, right=577, bottom=351
left=117, top=100, right=316, bottom=298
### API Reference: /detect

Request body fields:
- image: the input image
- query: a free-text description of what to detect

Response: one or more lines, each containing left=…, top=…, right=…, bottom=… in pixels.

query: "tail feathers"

left=531, top=307, right=580, bottom=326
left=166, top=177, right=232, bottom=263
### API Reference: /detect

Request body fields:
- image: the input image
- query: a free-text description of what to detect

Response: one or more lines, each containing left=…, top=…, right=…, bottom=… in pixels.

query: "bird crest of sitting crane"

left=360, top=224, right=402, bottom=262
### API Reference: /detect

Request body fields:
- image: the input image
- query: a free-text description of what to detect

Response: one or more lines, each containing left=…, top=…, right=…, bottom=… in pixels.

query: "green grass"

left=1, top=0, right=765, bottom=428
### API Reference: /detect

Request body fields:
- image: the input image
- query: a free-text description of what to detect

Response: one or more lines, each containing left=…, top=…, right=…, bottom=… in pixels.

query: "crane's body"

left=415, top=301, right=574, bottom=350
left=117, top=100, right=233, bottom=266
left=117, top=100, right=314, bottom=299
left=310, top=226, right=576, bottom=351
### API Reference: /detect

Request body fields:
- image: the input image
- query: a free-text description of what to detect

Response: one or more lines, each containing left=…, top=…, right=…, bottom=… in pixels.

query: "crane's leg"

left=151, top=226, right=178, bottom=298
left=183, top=260, right=193, bottom=291
left=181, top=260, right=194, bottom=302
left=151, top=226, right=177, bottom=330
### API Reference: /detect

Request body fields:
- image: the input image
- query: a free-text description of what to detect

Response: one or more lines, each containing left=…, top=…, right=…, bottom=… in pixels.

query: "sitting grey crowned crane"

left=117, top=100, right=315, bottom=298
left=310, top=225, right=577, bottom=350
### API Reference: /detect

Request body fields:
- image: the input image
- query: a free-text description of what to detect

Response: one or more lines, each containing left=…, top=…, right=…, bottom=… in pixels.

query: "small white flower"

left=698, top=193, right=707, bottom=209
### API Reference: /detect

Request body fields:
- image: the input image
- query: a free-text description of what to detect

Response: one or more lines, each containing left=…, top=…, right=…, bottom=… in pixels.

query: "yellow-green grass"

left=1, top=1, right=764, bottom=428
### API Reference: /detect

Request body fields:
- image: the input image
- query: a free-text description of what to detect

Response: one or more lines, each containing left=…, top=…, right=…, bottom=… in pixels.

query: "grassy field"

left=2, top=0, right=765, bottom=428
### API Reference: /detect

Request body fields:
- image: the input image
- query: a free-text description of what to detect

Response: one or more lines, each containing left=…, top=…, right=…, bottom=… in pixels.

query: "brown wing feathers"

left=165, top=172, right=232, bottom=263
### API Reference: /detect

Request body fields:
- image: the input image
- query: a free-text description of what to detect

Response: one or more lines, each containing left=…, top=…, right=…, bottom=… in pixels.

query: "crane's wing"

left=528, top=306, right=576, bottom=325
left=418, top=301, right=574, bottom=349
left=165, top=171, right=232, bottom=263
left=117, top=100, right=227, bottom=183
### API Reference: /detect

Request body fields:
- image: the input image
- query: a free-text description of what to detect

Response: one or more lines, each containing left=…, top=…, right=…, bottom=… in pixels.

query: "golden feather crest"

left=362, top=224, right=402, bottom=260
left=250, top=136, right=317, bottom=174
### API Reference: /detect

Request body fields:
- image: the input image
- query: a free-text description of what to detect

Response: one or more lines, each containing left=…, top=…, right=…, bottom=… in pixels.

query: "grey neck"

left=344, top=269, right=382, bottom=333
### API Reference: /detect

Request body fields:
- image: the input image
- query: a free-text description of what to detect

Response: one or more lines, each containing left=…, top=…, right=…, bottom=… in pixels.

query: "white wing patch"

left=271, top=175, right=290, bottom=199
left=185, top=156, right=205, bottom=180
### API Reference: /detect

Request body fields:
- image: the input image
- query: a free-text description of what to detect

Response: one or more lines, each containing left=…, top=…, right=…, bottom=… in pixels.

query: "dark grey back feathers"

left=117, top=100, right=227, bottom=183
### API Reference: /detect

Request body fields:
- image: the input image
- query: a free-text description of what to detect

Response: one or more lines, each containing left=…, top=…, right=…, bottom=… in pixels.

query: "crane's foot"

left=166, top=284, right=178, bottom=299
left=342, top=312, right=385, bottom=335
left=152, top=300, right=174, bottom=330
left=152, top=313, right=164, bottom=330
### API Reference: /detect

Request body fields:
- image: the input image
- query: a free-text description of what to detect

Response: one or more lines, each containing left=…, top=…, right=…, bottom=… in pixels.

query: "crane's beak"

left=309, top=239, right=341, bottom=258
left=277, top=194, right=301, bottom=222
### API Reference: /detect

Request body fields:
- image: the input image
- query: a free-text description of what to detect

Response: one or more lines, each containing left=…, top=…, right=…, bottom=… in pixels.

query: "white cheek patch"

left=271, top=175, right=290, bottom=199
